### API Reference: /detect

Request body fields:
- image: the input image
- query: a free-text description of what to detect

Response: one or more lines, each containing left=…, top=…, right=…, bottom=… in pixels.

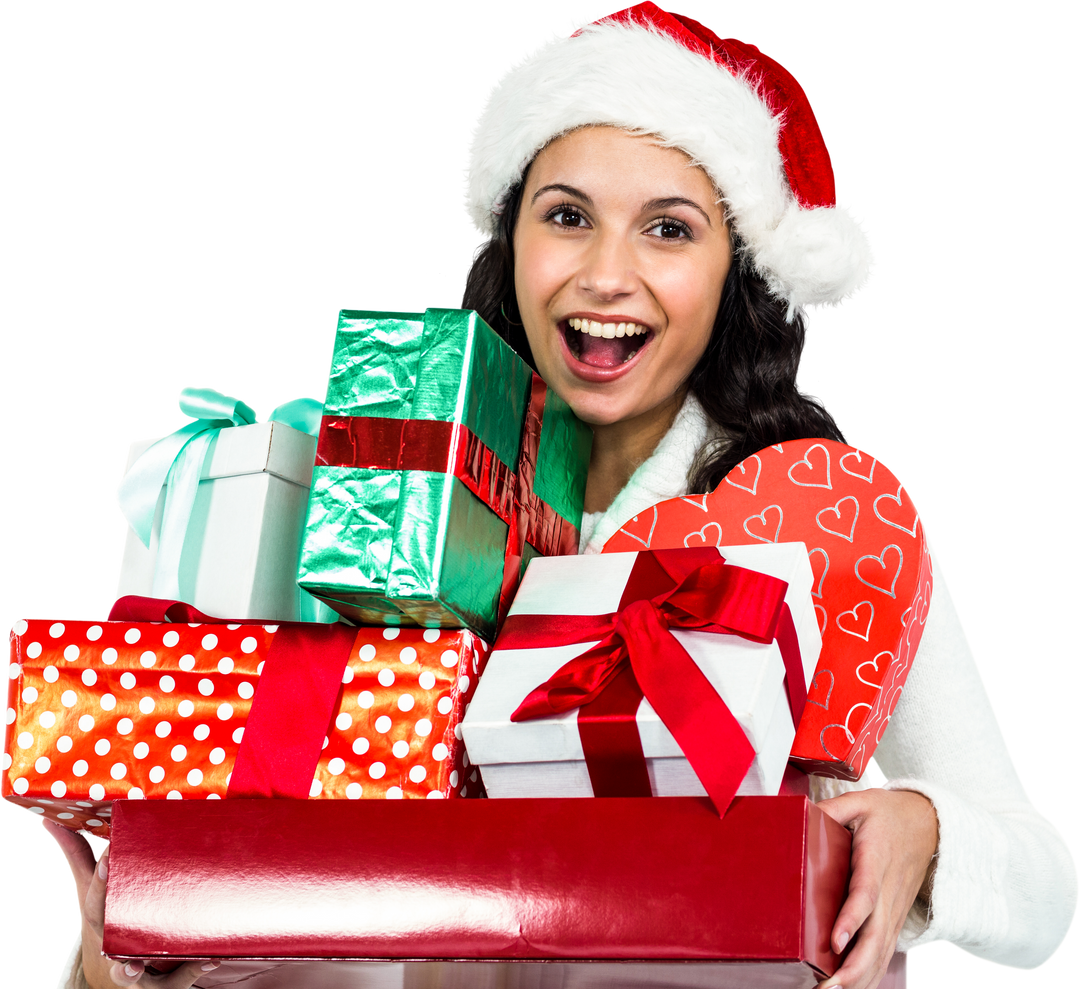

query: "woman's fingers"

left=106, top=960, right=147, bottom=986
left=816, top=816, right=892, bottom=987
left=86, top=953, right=220, bottom=988
left=43, top=818, right=98, bottom=905
left=831, top=816, right=894, bottom=955
left=821, top=907, right=901, bottom=989
left=84, top=849, right=110, bottom=937
left=97, top=957, right=220, bottom=988
left=45, top=820, right=222, bottom=988
left=818, top=875, right=910, bottom=989
left=816, top=791, right=875, bottom=953
left=156, top=960, right=222, bottom=987
left=814, top=789, right=938, bottom=989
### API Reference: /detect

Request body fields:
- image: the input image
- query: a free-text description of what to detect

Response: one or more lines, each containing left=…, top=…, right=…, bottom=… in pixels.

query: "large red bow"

left=502, top=548, right=805, bottom=815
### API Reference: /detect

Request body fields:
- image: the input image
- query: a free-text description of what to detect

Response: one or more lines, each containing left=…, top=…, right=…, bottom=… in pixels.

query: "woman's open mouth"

left=562, top=317, right=652, bottom=370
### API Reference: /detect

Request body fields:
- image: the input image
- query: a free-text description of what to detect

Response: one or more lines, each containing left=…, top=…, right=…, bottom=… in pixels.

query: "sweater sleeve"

left=873, top=570, right=1076, bottom=964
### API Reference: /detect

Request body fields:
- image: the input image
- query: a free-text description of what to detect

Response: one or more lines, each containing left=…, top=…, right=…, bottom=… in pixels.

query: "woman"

left=457, top=5, right=1076, bottom=989
left=33, top=1, right=1071, bottom=988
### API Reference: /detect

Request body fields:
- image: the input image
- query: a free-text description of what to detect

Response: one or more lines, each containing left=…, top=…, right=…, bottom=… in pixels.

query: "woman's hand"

left=814, top=788, right=938, bottom=989
left=45, top=819, right=220, bottom=988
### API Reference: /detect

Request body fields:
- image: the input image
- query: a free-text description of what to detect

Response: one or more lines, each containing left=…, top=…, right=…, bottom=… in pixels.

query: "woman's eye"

left=551, top=208, right=587, bottom=228
left=646, top=219, right=690, bottom=240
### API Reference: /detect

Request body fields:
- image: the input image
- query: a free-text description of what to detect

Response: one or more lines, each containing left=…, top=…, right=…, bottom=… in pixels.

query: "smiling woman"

left=3, top=4, right=1078, bottom=989
left=512, top=127, right=732, bottom=510
left=456, top=5, right=1077, bottom=989
left=516, top=128, right=729, bottom=399
left=462, top=3, right=868, bottom=523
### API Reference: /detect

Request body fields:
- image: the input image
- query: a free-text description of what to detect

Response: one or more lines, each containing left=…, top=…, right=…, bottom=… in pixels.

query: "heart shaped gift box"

left=605, top=439, right=932, bottom=780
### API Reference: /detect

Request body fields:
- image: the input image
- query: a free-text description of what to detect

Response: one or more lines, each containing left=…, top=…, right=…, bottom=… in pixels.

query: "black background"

left=8, top=3, right=1071, bottom=984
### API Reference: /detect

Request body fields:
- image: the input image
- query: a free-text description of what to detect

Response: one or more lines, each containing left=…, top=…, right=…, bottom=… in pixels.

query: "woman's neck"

left=583, top=390, right=685, bottom=514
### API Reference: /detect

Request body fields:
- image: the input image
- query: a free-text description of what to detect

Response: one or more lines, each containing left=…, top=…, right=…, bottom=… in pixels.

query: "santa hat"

left=468, top=2, right=870, bottom=312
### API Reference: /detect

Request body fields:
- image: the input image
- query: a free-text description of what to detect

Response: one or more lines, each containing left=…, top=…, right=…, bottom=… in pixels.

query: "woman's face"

left=513, top=126, right=732, bottom=429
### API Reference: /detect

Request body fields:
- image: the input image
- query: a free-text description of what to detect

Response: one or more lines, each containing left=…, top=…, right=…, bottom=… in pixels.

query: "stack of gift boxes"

left=4, top=308, right=596, bottom=829
left=3, top=306, right=930, bottom=983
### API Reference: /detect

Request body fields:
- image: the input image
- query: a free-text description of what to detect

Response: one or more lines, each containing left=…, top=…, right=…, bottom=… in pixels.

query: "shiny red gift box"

left=4, top=618, right=487, bottom=834
left=101, top=795, right=903, bottom=987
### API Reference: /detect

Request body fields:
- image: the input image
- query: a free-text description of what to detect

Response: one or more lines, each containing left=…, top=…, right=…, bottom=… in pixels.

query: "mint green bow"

left=118, top=387, right=330, bottom=620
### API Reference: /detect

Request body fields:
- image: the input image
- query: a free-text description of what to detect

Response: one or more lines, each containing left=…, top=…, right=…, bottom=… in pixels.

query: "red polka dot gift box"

left=462, top=543, right=819, bottom=816
left=604, top=439, right=933, bottom=781
left=3, top=617, right=488, bottom=835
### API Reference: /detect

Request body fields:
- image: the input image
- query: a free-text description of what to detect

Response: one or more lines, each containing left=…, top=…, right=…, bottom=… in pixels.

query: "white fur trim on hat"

left=467, top=19, right=870, bottom=311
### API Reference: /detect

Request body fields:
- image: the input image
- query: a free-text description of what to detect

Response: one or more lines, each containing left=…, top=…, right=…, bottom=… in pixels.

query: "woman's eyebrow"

left=642, top=196, right=712, bottom=227
left=529, top=187, right=712, bottom=226
left=531, top=183, right=593, bottom=206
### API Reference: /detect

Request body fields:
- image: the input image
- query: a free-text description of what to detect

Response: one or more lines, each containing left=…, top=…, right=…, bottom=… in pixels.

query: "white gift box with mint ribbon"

left=117, top=388, right=336, bottom=622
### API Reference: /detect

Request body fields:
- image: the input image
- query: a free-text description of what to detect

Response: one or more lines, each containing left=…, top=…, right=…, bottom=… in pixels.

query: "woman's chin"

left=552, top=376, right=690, bottom=437
left=565, top=404, right=624, bottom=429
left=558, top=391, right=654, bottom=430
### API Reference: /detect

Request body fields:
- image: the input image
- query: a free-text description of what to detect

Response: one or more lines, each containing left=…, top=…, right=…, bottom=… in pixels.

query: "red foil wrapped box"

left=102, top=796, right=906, bottom=988
left=3, top=617, right=487, bottom=834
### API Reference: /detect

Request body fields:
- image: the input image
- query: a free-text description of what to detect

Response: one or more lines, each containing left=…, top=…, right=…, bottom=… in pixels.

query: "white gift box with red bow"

left=462, top=543, right=820, bottom=800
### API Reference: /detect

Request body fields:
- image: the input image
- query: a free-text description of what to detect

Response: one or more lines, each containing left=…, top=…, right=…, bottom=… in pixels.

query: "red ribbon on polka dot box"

left=3, top=617, right=488, bottom=835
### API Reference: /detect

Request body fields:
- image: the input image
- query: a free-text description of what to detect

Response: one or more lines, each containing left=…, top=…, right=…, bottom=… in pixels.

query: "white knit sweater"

left=60, top=398, right=1076, bottom=988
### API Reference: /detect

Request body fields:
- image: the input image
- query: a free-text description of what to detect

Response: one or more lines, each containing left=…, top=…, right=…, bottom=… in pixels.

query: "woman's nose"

left=576, top=230, right=638, bottom=302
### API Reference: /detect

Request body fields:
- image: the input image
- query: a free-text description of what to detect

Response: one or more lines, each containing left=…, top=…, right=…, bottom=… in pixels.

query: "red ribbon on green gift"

left=315, top=373, right=578, bottom=624
left=497, top=548, right=807, bottom=816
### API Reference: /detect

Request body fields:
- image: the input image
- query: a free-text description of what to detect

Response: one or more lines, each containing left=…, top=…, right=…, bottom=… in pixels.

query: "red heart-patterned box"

left=605, top=439, right=932, bottom=779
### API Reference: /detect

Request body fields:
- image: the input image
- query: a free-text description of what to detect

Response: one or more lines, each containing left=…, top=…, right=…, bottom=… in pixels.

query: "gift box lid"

left=103, top=795, right=850, bottom=975
left=129, top=420, right=316, bottom=489
left=463, top=544, right=819, bottom=766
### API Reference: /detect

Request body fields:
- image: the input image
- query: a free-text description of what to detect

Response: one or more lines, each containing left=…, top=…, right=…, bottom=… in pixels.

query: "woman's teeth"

left=563, top=317, right=648, bottom=369
left=568, top=318, right=647, bottom=339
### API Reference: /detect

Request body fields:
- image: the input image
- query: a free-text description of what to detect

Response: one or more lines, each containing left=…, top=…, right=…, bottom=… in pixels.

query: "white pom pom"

left=750, top=203, right=872, bottom=316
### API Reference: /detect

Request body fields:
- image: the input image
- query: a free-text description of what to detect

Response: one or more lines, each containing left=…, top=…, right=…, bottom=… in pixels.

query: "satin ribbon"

left=315, top=373, right=579, bottom=624
left=108, top=595, right=355, bottom=799
left=118, top=388, right=323, bottom=604
left=504, top=547, right=806, bottom=815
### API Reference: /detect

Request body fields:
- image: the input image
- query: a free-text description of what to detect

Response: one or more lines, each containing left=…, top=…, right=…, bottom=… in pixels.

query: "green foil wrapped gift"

left=297, top=309, right=592, bottom=640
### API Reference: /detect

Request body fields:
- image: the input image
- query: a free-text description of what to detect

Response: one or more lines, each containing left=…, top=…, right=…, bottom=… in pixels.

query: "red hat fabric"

left=468, top=3, right=870, bottom=313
